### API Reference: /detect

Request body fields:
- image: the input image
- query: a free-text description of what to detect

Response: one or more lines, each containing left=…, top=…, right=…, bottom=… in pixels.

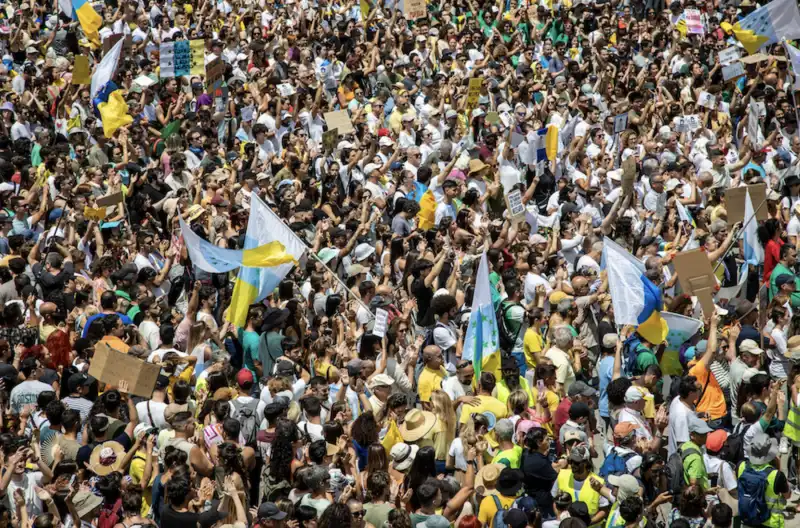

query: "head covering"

left=495, top=468, right=524, bottom=496
left=88, top=441, right=125, bottom=475
left=390, top=442, right=418, bottom=471
left=399, top=409, right=437, bottom=442
left=607, top=475, right=641, bottom=502
left=748, top=433, right=779, bottom=465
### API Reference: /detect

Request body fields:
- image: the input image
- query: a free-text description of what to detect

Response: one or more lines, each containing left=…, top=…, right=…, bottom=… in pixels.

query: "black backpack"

left=720, top=422, right=752, bottom=464
left=496, top=301, right=524, bottom=353
left=666, top=445, right=702, bottom=496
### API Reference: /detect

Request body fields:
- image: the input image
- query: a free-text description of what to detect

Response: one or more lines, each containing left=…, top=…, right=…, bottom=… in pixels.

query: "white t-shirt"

left=788, top=215, right=800, bottom=242
left=667, top=396, right=694, bottom=458
left=136, top=400, right=168, bottom=430
left=6, top=472, right=43, bottom=522
left=139, top=320, right=161, bottom=350
left=448, top=437, right=468, bottom=471
left=617, top=408, right=653, bottom=441
left=297, top=421, right=325, bottom=442
left=703, top=454, right=737, bottom=492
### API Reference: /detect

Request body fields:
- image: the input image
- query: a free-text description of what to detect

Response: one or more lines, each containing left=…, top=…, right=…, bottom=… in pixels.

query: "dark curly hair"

left=319, top=503, right=352, bottom=528
left=269, top=418, right=300, bottom=483
left=351, top=411, right=379, bottom=447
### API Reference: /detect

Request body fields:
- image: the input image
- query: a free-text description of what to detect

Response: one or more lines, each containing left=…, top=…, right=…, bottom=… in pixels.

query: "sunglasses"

left=352, top=510, right=366, bottom=518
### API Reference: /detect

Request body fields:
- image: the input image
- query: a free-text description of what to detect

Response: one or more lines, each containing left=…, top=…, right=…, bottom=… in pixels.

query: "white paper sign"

left=372, top=308, right=389, bottom=338
left=613, top=113, right=628, bottom=135
left=241, top=105, right=255, bottom=122
left=506, top=189, right=526, bottom=220
left=277, top=83, right=297, bottom=97
left=698, top=91, right=716, bottom=108
left=718, top=47, right=740, bottom=65
left=722, top=62, right=745, bottom=81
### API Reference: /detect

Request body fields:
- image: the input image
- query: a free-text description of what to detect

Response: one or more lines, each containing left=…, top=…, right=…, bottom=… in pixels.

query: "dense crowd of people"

left=2, top=0, right=800, bottom=527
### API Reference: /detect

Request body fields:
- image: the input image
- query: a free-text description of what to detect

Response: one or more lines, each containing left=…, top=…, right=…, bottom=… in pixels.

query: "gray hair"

left=307, top=464, right=330, bottom=491
left=642, top=158, right=660, bottom=177
left=553, top=326, right=574, bottom=349
left=494, top=419, right=514, bottom=441
left=709, top=219, right=727, bottom=235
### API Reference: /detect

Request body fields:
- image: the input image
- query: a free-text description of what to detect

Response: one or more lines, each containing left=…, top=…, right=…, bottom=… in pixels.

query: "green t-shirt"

left=239, top=328, right=261, bottom=376
left=365, top=502, right=394, bottom=528
left=634, top=345, right=658, bottom=376
left=682, top=441, right=708, bottom=489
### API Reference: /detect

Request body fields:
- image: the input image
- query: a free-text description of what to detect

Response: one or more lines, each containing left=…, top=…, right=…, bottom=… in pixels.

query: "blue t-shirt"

left=598, top=355, right=615, bottom=418
left=81, top=312, right=133, bottom=338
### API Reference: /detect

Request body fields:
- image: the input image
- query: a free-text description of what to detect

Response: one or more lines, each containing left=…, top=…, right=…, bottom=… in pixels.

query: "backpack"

left=738, top=463, right=776, bottom=526
left=665, top=446, right=702, bottom=496
left=622, top=333, right=645, bottom=377
left=261, top=472, right=292, bottom=503
left=719, top=423, right=751, bottom=464
left=496, top=301, right=524, bottom=353
left=598, top=449, right=636, bottom=478
left=491, top=494, right=509, bottom=528
left=97, top=498, right=122, bottom=528
left=231, top=398, right=260, bottom=446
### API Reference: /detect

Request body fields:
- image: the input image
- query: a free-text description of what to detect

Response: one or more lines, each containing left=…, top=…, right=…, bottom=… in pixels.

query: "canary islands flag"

left=602, top=238, right=668, bottom=344
left=179, top=216, right=299, bottom=273
left=734, top=0, right=800, bottom=54
left=72, top=0, right=102, bottom=48
left=462, top=253, right=501, bottom=380
left=227, top=192, right=307, bottom=328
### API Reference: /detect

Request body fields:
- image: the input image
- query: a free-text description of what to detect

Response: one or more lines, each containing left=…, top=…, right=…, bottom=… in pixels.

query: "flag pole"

left=711, top=194, right=769, bottom=274
left=783, top=40, right=800, bottom=128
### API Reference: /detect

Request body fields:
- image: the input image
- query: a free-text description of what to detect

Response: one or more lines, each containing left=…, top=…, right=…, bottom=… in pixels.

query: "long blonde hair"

left=430, top=390, right=456, bottom=444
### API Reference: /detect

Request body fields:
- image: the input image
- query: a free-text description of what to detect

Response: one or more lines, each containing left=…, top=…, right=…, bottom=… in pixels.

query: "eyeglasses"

left=352, top=510, right=366, bottom=518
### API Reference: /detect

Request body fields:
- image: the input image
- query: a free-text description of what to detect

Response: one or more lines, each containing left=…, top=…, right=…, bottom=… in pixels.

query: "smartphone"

left=537, top=379, right=545, bottom=393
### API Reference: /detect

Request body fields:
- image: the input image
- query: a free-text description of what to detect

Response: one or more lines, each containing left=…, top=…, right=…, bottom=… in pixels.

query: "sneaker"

left=780, top=436, right=790, bottom=455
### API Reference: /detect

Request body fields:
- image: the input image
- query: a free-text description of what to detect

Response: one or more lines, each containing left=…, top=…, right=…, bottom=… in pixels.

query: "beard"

left=504, top=374, right=520, bottom=391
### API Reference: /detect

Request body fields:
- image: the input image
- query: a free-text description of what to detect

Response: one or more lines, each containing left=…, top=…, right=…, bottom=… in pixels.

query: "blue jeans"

left=512, top=351, right=527, bottom=378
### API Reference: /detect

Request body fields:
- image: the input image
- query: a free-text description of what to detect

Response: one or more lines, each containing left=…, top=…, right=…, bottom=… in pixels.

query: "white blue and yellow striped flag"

left=227, top=192, right=307, bottom=328
left=462, top=253, right=500, bottom=381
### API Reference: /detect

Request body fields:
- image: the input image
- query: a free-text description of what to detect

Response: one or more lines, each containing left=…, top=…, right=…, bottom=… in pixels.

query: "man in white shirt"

left=617, top=387, right=655, bottom=447
left=136, top=375, right=170, bottom=429
left=667, top=376, right=701, bottom=457
left=434, top=180, right=458, bottom=226
left=545, top=326, right=578, bottom=395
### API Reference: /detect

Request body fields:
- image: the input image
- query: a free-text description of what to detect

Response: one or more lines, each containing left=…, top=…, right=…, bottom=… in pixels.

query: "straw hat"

left=186, top=204, right=205, bottom=222
left=88, top=441, right=125, bottom=476
left=468, top=159, right=489, bottom=175
left=399, top=409, right=437, bottom=442
left=475, top=463, right=504, bottom=495
left=787, top=335, right=800, bottom=359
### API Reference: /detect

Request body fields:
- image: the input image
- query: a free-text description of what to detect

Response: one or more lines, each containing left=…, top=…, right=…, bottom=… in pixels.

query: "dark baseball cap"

left=257, top=502, right=288, bottom=521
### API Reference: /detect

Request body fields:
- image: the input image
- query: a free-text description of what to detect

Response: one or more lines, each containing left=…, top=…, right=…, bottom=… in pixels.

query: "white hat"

left=739, top=339, right=764, bottom=355
left=390, top=443, right=418, bottom=472
left=472, top=108, right=485, bottom=118
left=354, top=243, right=375, bottom=262
left=337, top=140, right=354, bottom=150
left=379, top=136, right=394, bottom=147
left=416, top=35, right=426, bottom=42
left=368, top=374, right=395, bottom=390
left=624, top=386, right=644, bottom=403
left=445, top=109, right=458, bottom=119
left=607, top=475, right=641, bottom=502
left=497, top=102, right=512, bottom=113
left=363, top=163, right=381, bottom=176
left=607, top=169, right=623, bottom=182
left=665, top=178, right=680, bottom=192
left=236, top=53, right=248, bottom=61
left=402, top=113, right=415, bottom=122
left=748, top=432, right=779, bottom=465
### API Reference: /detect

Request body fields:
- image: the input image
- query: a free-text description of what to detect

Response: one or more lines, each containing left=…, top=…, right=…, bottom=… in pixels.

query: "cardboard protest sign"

left=103, top=34, right=132, bottom=53
left=83, top=206, right=107, bottom=222
left=72, top=56, right=91, bottom=85
left=613, top=113, right=628, bottom=135
left=722, top=62, right=745, bottom=81
left=323, top=111, right=355, bottom=135
left=726, top=184, right=768, bottom=226
left=466, top=77, right=482, bottom=109
left=505, top=189, right=526, bottom=222
left=88, top=343, right=161, bottom=398
left=485, top=111, right=501, bottom=125
left=404, top=0, right=426, bottom=19
left=622, top=156, right=636, bottom=195
left=673, top=249, right=717, bottom=316
left=277, top=83, right=297, bottom=97
left=322, top=128, right=339, bottom=152
left=205, top=57, right=225, bottom=85
left=96, top=191, right=124, bottom=208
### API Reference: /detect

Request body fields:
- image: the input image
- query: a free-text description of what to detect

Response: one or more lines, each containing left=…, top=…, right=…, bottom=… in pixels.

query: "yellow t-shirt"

left=523, top=328, right=544, bottom=369
left=129, top=451, right=155, bottom=516
left=458, top=395, right=508, bottom=424
left=418, top=366, right=447, bottom=402
left=531, top=387, right=560, bottom=435
left=479, top=494, right=517, bottom=527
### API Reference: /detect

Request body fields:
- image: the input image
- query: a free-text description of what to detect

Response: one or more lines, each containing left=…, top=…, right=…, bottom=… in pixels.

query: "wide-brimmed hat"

left=399, top=409, right=437, bottom=442
left=390, top=442, right=418, bottom=472
left=787, top=335, right=800, bottom=359
left=475, top=463, right=505, bottom=495
left=468, top=159, right=489, bottom=175
left=608, top=474, right=641, bottom=502
left=495, top=468, right=524, bottom=496
left=748, top=432, right=779, bottom=465
left=72, top=490, right=103, bottom=518
left=89, top=441, right=125, bottom=476
left=186, top=204, right=206, bottom=222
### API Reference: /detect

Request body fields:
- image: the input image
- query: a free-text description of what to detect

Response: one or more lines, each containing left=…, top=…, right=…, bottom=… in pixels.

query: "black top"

left=521, top=450, right=558, bottom=516
left=160, top=502, right=226, bottom=528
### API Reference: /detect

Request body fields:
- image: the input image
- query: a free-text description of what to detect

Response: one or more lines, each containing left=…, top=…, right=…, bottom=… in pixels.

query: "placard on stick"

left=722, top=62, right=745, bottom=82
left=724, top=183, right=768, bottom=227
left=505, top=189, right=526, bottom=222
left=673, top=249, right=717, bottom=316
left=72, top=56, right=91, bottom=85
left=404, top=0, right=426, bottom=20
left=466, top=77, right=483, bottom=109
left=372, top=308, right=389, bottom=338
left=323, top=111, right=355, bottom=135
left=88, top=343, right=161, bottom=398
left=621, top=156, right=636, bottom=195
left=322, top=128, right=338, bottom=152
left=613, top=113, right=628, bottom=135
left=205, top=57, right=225, bottom=86
left=96, top=191, right=124, bottom=207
